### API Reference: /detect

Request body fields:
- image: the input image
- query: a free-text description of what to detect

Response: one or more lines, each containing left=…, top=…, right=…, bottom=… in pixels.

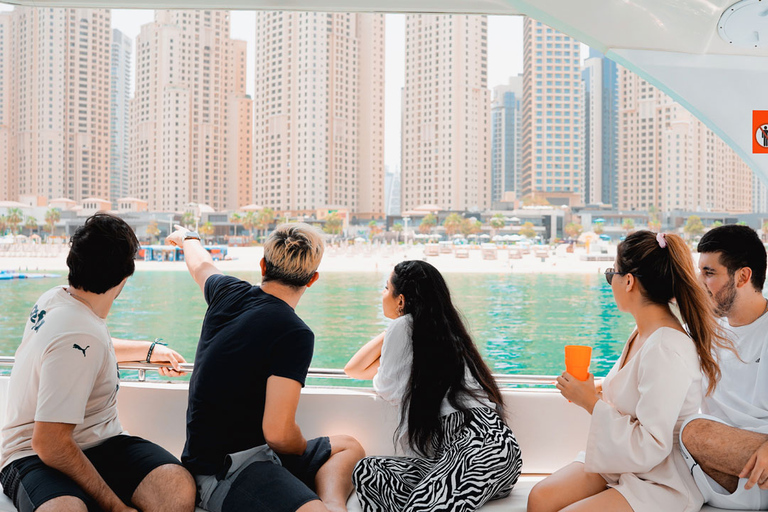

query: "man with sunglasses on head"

left=679, top=224, right=768, bottom=509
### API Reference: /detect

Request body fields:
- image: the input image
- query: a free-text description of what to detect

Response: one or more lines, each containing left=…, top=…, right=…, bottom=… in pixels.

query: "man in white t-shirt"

left=0, top=214, right=196, bottom=512
left=680, top=224, right=768, bottom=509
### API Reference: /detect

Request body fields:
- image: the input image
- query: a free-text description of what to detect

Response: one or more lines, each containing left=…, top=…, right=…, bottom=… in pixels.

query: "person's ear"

left=625, top=273, right=636, bottom=292
left=306, top=272, right=320, bottom=288
left=735, top=267, right=753, bottom=289
left=260, top=258, right=267, bottom=277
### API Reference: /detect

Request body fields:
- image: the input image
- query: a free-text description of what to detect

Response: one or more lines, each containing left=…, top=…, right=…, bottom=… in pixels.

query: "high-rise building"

left=384, top=165, right=401, bottom=217
left=401, top=14, right=490, bottom=212
left=131, top=10, right=252, bottom=212
left=618, top=68, right=752, bottom=213
left=110, top=28, right=131, bottom=207
left=753, top=173, right=768, bottom=214
left=0, top=12, right=11, bottom=201
left=522, top=18, right=583, bottom=206
left=1, top=7, right=111, bottom=203
left=491, top=75, right=522, bottom=205
left=582, top=48, right=618, bottom=207
left=252, top=12, right=385, bottom=219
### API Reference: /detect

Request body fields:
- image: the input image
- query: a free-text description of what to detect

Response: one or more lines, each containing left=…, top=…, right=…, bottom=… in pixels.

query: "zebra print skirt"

left=352, top=407, right=523, bottom=512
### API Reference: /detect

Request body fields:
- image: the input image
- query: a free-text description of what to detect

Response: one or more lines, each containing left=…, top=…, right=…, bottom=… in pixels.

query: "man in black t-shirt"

left=167, top=223, right=364, bottom=512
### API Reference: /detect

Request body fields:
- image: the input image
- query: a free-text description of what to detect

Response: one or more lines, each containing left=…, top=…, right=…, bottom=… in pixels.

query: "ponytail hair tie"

left=656, top=232, right=667, bottom=249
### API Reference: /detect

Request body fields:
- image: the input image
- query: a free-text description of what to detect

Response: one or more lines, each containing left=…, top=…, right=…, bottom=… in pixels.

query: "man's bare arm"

left=262, top=376, right=307, bottom=455
left=166, top=225, right=222, bottom=293
left=112, top=338, right=186, bottom=376
left=32, top=422, right=137, bottom=512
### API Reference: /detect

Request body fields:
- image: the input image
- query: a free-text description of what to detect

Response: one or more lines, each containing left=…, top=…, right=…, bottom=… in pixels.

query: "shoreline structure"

left=0, top=244, right=626, bottom=275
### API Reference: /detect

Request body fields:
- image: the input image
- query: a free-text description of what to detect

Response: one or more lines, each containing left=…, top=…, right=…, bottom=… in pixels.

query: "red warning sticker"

left=755, top=110, right=768, bottom=154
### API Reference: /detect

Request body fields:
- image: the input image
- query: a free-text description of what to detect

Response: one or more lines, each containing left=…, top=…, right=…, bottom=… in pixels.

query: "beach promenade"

left=0, top=243, right=620, bottom=275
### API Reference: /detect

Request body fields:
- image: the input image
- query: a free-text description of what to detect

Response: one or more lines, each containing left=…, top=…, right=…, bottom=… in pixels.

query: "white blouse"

left=584, top=327, right=704, bottom=512
left=372, top=314, right=495, bottom=415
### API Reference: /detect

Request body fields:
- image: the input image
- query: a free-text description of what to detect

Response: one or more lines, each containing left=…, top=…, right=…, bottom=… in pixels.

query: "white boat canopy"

left=3, top=0, right=768, bottom=183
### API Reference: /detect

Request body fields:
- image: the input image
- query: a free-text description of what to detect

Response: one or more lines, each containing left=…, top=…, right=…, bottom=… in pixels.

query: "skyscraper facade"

left=582, top=48, right=618, bottom=206
left=0, top=12, right=11, bottom=201
left=753, top=174, right=768, bottom=214
left=110, top=28, right=131, bottom=207
left=491, top=75, right=522, bottom=204
left=252, top=12, right=385, bottom=219
left=618, top=68, right=752, bottom=213
left=384, top=166, right=401, bottom=217
left=521, top=18, right=583, bottom=206
left=131, top=10, right=252, bottom=212
left=1, top=7, right=111, bottom=203
left=401, top=14, right=490, bottom=212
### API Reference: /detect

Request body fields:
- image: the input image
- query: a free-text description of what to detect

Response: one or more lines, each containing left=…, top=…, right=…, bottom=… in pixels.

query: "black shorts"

left=0, top=434, right=182, bottom=512
left=215, top=437, right=332, bottom=512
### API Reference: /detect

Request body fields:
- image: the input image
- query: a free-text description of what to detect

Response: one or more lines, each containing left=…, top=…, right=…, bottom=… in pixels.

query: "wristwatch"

left=183, top=231, right=201, bottom=242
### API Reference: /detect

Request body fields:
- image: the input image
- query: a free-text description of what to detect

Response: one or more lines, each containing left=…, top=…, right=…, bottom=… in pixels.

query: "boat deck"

left=0, top=379, right=754, bottom=511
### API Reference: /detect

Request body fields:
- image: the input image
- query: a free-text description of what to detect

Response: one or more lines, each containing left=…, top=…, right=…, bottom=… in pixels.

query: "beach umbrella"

left=579, top=231, right=599, bottom=243
left=593, top=218, right=606, bottom=223
left=479, top=234, right=491, bottom=239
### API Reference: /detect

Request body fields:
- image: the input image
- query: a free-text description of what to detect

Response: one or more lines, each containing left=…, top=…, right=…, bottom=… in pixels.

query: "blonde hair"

left=263, top=223, right=324, bottom=287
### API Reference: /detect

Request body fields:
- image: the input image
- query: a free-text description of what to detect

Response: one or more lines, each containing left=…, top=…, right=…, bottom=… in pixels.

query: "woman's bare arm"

left=344, top=331, right=386, bottom=380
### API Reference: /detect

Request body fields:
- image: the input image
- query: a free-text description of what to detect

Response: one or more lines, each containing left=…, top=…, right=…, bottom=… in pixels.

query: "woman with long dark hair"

left=345, top=260, right=522, bottom=511
left=527, top=231, right=731, bottom=512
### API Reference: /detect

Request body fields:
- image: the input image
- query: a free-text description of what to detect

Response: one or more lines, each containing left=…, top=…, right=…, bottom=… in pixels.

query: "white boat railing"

left=0, top=356, right=558, bottom=387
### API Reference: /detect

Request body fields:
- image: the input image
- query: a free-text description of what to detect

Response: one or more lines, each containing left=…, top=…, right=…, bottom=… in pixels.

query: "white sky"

left=0, top=5, right=528, bottom=169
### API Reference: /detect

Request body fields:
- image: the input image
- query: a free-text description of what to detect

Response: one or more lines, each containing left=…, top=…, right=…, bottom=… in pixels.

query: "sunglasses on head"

left=604, top=268, right=642, bottom=285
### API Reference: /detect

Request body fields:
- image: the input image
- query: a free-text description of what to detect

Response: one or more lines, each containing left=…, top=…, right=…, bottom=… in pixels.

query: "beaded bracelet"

left=146, top=338, right=167, bottom=363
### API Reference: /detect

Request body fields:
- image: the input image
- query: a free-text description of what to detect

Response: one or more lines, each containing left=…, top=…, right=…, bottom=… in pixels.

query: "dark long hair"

left=617, top=231, right=731, bottom=395
left=390, top=260, right=505, bottom=456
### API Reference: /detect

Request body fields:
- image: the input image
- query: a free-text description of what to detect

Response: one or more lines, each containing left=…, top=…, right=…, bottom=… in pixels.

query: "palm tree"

left=146, top=220, right=161, bottom=244
left=256, top=207, right=275, bottom=241
left=241, top=211, right=258, bottom=240
left=684, top=215, right=705, bottom=239
left=368, top=220, right=382, bottom=239
left=6, top=208, right=23, bottom=235
left=419, top=214, right=437, bottom=234
left=199, top=222, right=215, bottom=243
left=564, top=222, right=583, bottom=240
left=392, top=222, right=403, bottom=242
left=323, top=212, right=343, bottom=235
left=24, top=216, right=38, bottom=236
left=0, top=215, right=7, bottom=235
left=490, top=213, right=505, bottom=236
left=594, top=221, right=605, bottom=235
left=460, top=218, right=482, bottom=236
left=181, top=212, right=196, bottom=230
left=520, top=222, right=536, bottom=239
left=44, top=208, right=61, bottom=236
left=443, top=213, right=463, bottom=235
left=622, top=218, right=635, bottom=234
left=230, top=213, right=242, bottom=237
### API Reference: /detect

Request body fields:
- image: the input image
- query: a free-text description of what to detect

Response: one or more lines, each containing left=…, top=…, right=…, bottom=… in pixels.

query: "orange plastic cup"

left=565, top=345, right=592, bottom=381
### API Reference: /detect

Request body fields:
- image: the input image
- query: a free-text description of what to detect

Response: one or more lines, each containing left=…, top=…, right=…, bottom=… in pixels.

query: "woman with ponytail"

left=345, top=260, right=522, bottom=511
left=528, top=231, right=730, bottom=512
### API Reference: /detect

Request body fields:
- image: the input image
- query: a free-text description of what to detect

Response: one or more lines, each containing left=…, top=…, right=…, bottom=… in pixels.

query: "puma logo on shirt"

left=73, top=344, right=90, bottom=357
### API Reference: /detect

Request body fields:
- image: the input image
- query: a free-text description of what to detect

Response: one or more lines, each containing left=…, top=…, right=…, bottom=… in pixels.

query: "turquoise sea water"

left=0, top=271, right=635, bottom=380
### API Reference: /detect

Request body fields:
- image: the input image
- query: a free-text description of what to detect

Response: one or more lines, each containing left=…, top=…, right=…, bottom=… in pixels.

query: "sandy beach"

left=0, top=243, right=617, bottom=275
